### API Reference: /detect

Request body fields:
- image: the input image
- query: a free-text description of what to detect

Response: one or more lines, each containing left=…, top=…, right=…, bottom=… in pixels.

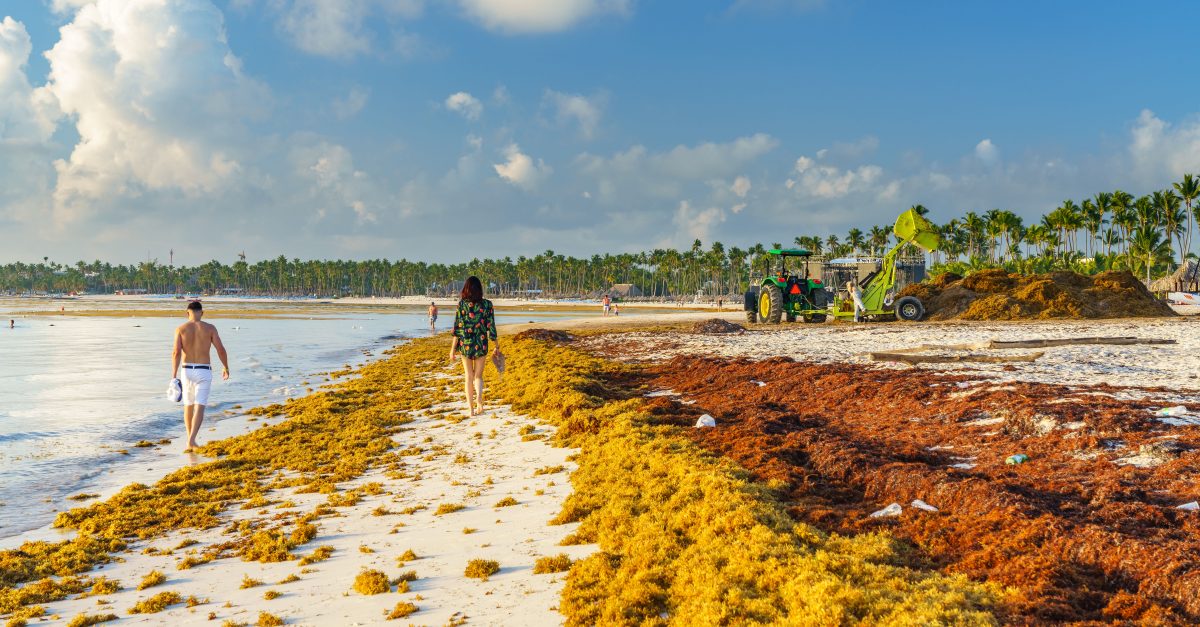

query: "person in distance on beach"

left=448, top=276, right=498, bottom=417
left=428, top=301, right=438, bottom=331
left=171, top=301, right=230, bottom=452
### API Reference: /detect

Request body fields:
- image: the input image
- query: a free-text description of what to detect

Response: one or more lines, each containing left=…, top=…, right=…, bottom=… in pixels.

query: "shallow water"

left=0, top=302, right=563, bottom=539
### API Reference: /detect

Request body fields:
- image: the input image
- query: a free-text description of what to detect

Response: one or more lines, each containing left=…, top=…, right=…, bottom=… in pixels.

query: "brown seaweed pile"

left=690, top=318, right=746, bottom=334
left=645, top=355, right=1200, bottom=624
left=512, top=328, right=575, bottom=343
left=900, top=269, right=1175, bottom=321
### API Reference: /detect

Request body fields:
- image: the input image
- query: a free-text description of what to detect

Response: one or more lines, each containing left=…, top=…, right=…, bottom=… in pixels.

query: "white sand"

left=580, top=315, right=1200, bottom=397
left=18, top=382, right=592, bottom=626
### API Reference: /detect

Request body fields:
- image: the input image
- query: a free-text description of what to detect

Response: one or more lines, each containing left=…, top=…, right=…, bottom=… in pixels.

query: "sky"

left=3, top=0, right=1200, bottom=266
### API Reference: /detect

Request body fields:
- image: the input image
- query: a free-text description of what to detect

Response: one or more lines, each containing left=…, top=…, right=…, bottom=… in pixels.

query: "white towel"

left=167, top=378, right=182, bottom=403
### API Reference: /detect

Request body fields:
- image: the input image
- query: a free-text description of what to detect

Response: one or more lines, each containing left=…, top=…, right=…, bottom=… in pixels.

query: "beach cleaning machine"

left=745, top=208, right=941, bottom=323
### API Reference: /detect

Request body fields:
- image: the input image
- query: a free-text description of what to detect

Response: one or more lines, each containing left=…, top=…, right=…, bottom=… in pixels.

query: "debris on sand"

left=690, top=318, right=746, bottom=334
left=513, top=328, right=574, bottom=343
left=899, top=269, right=1175, bottom=320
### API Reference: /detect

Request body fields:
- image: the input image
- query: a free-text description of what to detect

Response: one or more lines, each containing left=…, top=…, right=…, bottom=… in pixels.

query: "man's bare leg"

left=183, top=405, right=195, bottom=450
left=187, top=406, right=205, bottom=450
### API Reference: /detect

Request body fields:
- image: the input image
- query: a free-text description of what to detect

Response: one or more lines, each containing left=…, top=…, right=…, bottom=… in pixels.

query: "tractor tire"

left=744, top=288, right=760, bottom=324
left=895, top=296, right=925, bottom=321
left=758, top=285, right=784, bottom=324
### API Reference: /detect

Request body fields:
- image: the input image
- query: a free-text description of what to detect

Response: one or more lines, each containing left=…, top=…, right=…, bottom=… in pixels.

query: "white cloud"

left=787, top=154, right=883, bottom=198
left=332, top=86, right=370, bottom=119
left=576, top=134, right=777, bottom=209
left=543, top=89, right=604, bottom=139
left=731, top=202, right=747, bottom=214
left=457, top=0, right=631, bottom=34
left=0, top=17, right=57, bottom=144
left=731, top=175, right=751, bottom=198
left=974, top=138, right=998, bottom=163
left=672, top=200, right=725, bottom=244
left=290, top=139, right=383, bottom=226
left=43, top=0, right=270, bottom=226
left=1129, top=109, right=1200, bottom=182
left=494, top=143, right=550, bottom=190
left=445, top=91, right=483, bottom=121
left=249, top=0, right=423, bottom=58
left=49, top=0, right=98, bottom=14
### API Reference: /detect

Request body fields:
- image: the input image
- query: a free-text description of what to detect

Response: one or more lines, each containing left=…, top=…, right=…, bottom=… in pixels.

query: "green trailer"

left=830, top=209, right=941, bottom=321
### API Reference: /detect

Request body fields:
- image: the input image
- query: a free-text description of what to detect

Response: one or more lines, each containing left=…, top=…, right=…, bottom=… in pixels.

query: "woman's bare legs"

left=471, top=356, right=487, bottom=414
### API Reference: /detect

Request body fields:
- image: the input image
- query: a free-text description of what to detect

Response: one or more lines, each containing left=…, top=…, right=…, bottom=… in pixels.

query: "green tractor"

left=743, top=248, right=829, bottom=324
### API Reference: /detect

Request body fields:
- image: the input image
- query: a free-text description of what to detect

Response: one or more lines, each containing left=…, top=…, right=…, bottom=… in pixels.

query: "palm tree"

left=846, top=228, right=865, bottom=254
left=1129, top=226, right=1172, bottom=283
left=1174, top=174, right=1199, bottom=261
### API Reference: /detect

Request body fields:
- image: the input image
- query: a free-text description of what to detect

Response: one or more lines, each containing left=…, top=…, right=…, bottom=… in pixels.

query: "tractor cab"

left=745, top=249, right=828, bottom=324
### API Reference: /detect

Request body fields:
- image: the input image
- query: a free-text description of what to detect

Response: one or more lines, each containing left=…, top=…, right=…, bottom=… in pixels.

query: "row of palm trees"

left=4, top=176, right=1199, bottom=298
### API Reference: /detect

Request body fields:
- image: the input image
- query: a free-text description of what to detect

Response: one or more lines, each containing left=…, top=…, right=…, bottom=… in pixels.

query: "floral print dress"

left=453, top=299, right=497, bottom=358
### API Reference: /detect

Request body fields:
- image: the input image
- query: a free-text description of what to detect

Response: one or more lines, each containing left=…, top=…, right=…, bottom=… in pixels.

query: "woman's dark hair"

left=461, top=276, right=483, bottom=303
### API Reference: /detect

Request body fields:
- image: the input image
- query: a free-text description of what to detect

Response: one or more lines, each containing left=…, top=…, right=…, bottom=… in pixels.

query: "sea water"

left=0, top=303, right=562, bottom=540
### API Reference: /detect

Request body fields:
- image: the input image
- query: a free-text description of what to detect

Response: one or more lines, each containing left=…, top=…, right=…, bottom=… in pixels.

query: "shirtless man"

left=171, top=301, right=230, bottom=452
left=428, top=302, right=438, bottom=331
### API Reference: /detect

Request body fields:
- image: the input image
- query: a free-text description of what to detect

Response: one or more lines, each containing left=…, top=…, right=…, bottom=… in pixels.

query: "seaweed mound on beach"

left=691, top=319, right=746, bottom=334
left=900, top=269, right=1175, bottom=321
left=513, top=328, right=574, bottom=343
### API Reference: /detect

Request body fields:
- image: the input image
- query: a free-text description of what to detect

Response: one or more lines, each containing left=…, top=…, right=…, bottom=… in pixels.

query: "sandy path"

left=38, top=380, right=591, bottom=626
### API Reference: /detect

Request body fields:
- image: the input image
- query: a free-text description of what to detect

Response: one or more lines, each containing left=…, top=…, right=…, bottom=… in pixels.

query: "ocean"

left=0, top=299, right=562, bottom=541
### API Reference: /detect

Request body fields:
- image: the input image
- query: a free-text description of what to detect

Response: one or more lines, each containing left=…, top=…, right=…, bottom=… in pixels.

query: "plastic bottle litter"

left=1156, top=406, right=1189, bottom=417
left=911, top=499, right=939, bottom=512
left=1177, top=501, right=1199, bottom=511
left=694, top=414, right=716, bottom=428
left=1005, top=453, right=1030, bottom=465
left=869, top=503, right=903, bottom=518
left=750, top=380, right=767, bottom=387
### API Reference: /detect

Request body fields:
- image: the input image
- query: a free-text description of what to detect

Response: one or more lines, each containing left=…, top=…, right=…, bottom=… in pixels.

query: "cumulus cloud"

left=1129, top=109, right=1200, bottom=183
left=494, top=143, right=550, bottom=190
left=332, top=86, right=370, bottom=119
left=445, top=91, right=483, bottom=121
left=43, top=0, right=270, bottom=226
left=0, top=17, right=57, bottom=143
left=975, top=138, right=998, bottom=163
left=457, top=0, right=631, bottom=34
left=786, top=154, right=884, bottom=199
left=543, top=89, right=604, bottom=139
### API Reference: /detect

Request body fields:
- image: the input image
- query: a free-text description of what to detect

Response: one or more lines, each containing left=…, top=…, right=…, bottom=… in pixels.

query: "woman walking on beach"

left=449, top=276, right=498, bottom=416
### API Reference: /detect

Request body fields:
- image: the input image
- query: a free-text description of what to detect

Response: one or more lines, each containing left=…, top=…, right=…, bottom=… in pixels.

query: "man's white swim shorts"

left=181, top=364, right=213, bottom=406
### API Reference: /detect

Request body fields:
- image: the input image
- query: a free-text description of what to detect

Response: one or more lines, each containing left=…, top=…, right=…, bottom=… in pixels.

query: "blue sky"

left=2, top=0, right=1199, bottom=265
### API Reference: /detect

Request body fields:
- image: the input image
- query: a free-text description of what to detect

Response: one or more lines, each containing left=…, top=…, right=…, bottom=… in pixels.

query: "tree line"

left=4, top=174, right=1199, bottom=298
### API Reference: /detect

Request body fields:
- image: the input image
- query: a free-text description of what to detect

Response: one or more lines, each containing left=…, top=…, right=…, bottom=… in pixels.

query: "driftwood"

left=871, top=351, right=1045, bottom=365
left=887, top=336, right=1174, bottom=354
left=986, top=336, right=1175, bottom=349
